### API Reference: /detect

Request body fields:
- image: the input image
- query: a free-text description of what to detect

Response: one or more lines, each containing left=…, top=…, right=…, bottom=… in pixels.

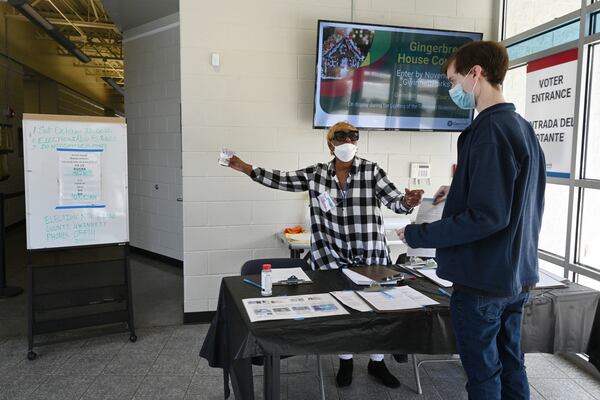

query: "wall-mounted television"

left=313, top=20, right=482, bottom=131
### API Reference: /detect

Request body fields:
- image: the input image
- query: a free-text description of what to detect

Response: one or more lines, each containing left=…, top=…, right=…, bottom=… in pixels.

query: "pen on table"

left=438, top=288, right=451, bottom=298
left=381, top=290, right=394, bottom=299
left=243, top=278, right=262, bottom=290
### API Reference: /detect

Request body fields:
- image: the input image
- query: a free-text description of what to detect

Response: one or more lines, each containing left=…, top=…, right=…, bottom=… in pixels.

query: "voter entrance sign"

left=525, top=48, right=577, bottom=178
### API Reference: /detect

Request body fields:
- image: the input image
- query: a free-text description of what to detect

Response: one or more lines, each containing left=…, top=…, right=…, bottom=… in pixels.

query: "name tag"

left=317, top=191, right=335, bottom=212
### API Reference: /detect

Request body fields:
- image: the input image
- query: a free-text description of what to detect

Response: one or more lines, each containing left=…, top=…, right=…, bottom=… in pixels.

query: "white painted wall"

left=124, top=13, right=183, bottom=260
left=180, top=0, right=497, bottom=313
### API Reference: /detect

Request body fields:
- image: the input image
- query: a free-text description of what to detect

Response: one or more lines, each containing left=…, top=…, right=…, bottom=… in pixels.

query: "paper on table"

left=417, top=268, right=453, bottom=288
left=341, top=268, right=397, bottom=286
left=330, top=291, right=373, bottom=312
left=394, top=286, right=439, bottom=306
left=356, top=287, right=424, bottom=312
left=270, top=267, right=312, bottom=284
left=406, top=198, right=445, bottom=258
left=342, top=268, right=371, bottom=285
left=536, top=270, right=568, bottom=288
left=242, top=293, right=349, bottom=322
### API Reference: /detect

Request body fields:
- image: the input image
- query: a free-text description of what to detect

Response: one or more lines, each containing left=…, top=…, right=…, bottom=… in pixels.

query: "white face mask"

left=334, top=143, right=357, bottom=162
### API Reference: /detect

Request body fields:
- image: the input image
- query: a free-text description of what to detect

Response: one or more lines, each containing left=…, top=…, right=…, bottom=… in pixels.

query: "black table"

left=200, top=270, right=600, bottom=400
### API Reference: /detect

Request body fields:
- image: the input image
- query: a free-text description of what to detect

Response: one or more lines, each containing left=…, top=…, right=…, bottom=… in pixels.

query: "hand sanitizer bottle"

left=261, top=264, right=272, bottom=296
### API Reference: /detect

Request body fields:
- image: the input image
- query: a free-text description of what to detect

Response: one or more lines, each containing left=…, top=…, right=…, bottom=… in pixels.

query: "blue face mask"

left=448, top=68, right=478, bottom=110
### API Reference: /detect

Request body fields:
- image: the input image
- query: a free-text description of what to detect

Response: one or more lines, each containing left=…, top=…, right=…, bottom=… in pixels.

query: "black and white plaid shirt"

left=251, top=157, right=412, bottom=270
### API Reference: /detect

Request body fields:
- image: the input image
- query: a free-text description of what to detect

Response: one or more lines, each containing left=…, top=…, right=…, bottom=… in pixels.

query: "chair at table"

left=239, top=258, right=327, bottom=400
left=394, top=253, right=463, bottom=394
left=240, top=257, right=312, bottom=275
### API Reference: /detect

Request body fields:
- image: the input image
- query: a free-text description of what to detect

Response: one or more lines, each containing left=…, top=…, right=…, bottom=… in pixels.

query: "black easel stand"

left=26, top=243, right=136, bottom=360
left=0, top=192, right=23, bottom=298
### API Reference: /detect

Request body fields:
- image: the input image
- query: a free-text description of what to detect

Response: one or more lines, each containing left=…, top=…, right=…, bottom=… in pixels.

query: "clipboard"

left=348, top=265, right=405, bottom=283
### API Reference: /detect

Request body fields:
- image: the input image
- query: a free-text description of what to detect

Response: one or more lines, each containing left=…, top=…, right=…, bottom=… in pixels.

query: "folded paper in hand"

left=407, top=198, right=444, bottom=258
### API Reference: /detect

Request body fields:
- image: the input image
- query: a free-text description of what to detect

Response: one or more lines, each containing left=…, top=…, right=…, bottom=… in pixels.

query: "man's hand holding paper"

left=397, top=191, right=446, bottom=256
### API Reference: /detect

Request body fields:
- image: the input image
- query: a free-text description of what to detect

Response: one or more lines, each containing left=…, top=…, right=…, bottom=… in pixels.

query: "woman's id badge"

left=317, top=191, right=335, bottom=212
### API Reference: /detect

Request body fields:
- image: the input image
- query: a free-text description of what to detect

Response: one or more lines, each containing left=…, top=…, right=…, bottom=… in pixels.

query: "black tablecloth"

left=200, top=269, right=600, bottom=399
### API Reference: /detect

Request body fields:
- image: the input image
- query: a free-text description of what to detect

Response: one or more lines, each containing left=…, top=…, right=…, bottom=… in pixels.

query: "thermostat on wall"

left=410, top=163, right=431, bottom=185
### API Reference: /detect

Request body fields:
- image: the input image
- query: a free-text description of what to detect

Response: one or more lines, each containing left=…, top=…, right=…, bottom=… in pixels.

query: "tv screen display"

left=313, top=20, right=482, bottom=131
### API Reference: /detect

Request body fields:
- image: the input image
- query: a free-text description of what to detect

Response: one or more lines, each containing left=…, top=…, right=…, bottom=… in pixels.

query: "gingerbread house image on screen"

left=321, top=29, right=367, bottom=79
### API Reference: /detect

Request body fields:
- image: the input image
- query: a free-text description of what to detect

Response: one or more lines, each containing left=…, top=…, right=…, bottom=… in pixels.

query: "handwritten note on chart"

left=24, top=114, right=128, bottom=249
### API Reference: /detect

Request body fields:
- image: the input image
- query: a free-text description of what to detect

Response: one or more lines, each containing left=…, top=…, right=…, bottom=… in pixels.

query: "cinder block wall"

left=124, top=14, right=183, bottom=261
left=180, top=0, right=497, bottom=313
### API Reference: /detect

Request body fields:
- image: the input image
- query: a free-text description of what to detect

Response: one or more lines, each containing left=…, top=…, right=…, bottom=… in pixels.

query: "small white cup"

left=218, top=147, right=234, bottom=166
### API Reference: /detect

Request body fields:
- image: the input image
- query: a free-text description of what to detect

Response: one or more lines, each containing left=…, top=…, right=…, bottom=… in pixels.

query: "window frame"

left=501, top=0, right=600, bottom=283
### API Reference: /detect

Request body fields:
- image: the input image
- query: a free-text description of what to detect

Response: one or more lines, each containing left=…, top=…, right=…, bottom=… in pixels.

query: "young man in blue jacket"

left=398, top=41, right=546, bottom=400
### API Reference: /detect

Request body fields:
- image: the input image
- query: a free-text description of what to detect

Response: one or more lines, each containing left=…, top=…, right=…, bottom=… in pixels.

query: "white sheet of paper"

left=536, top=270, right=568, bottom=288
left=406, top=198, right=445, bottom=258
left=342, top=268, right=372, bottom=285
left=330, top=291, right=373, bottom=312
left=416, top=268, right=453, bottom=288
left=394, top=286, right=439, bottom=306
left=58, top=150, right=102, bottom=206
left=341, top=268, right=397, bottom=286
left=270, top=268, right=312, bottom=284
left=242, top=293, right=349, bottom=322
left=356, top=287, right=424, bottom=311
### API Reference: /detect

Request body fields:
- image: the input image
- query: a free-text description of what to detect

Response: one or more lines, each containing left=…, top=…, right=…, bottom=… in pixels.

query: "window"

left=506, top=21, right=579, bottom=60
left=504, top=0, right=582, bottom=38
left=502, top=1, right=600, bottom=288
left=578, top=189, right=600, bottom=268
left=539, top=258, right=565, bottom=278
left=539, top=184, right=570, bottom=256
left=577, top=274, right=600, bottom=291
left=503, top=66, right=527, bottom=115
left=584, top=44, right=600, bottom=180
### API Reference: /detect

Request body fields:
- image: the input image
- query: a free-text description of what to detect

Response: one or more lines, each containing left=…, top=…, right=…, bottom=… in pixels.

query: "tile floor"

left=1, top=226, right=600, bottom=399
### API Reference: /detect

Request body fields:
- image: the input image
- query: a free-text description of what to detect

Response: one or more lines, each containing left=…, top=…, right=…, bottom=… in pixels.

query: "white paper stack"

left=356, top=286, right=438, bottom=312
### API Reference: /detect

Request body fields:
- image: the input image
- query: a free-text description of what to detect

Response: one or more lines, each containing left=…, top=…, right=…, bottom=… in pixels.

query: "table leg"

left=230, top=359, right=255, bottom=400
left=272, top=356, right=281, bottom=400
left=263, top=354, right=281, bottom=400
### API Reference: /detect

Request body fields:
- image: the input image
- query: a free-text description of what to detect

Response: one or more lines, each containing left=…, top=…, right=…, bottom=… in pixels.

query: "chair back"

left=240, top=258, right=310, bottom=275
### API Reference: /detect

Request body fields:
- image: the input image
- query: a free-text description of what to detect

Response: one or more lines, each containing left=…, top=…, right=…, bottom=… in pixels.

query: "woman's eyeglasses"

left=333, top=130, right=359, bottom=142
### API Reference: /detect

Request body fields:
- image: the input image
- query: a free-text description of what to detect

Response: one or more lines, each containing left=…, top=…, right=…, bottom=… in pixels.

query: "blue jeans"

left=450, top=289, right=530, bottom=400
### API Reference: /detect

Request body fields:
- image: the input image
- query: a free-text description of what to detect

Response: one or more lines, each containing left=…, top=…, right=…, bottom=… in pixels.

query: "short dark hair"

left=442, top=41, right=509, bottom=87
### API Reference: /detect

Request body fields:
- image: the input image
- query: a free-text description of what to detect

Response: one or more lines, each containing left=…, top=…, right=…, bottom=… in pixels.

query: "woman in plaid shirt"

left=228, top=121, right=424, bottom=389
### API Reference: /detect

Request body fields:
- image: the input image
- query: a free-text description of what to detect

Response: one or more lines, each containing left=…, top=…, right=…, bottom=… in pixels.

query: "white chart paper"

left=242, top=293, right=349, bottom=323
